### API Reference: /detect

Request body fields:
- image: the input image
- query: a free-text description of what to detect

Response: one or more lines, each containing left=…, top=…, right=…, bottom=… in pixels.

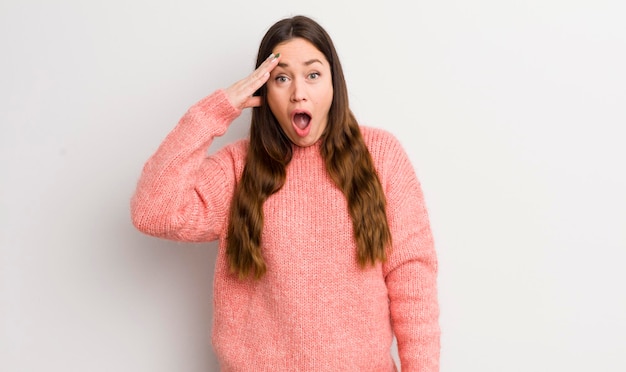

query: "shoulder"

left=359, top=125, right=407, bottom=162
left=360, top=125, right=397, bottom=143
left=359, top=126, right=418, bottom=186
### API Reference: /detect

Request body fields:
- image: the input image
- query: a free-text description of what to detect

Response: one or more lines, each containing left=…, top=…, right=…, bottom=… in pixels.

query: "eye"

left=275, top=75, right=289, bottom=84
left=308, top=72, right=320, bottom=80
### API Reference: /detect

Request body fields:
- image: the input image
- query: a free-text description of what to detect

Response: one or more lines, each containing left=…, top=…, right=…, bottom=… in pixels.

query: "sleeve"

left=130, top=90, right=243, bottom=242
left=380, top=133, right=440, bottom=371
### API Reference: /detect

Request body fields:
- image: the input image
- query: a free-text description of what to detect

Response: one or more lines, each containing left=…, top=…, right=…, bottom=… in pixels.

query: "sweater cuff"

left=188, top=89, right=242, bottom=138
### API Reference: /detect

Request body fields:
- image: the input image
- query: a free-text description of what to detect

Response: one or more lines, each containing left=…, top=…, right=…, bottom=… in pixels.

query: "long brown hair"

left=226, top=15, right=391, bottom=279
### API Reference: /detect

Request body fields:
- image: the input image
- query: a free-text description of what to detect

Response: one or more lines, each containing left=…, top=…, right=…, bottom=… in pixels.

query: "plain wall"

left=1, top=0, right=625, bottom=371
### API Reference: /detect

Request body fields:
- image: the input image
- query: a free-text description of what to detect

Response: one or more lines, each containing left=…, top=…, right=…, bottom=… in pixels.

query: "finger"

left=224, top=54, right=279, bottom=109
left=259, top=52, right=280, bottom=72
left=248, top=53, right=280, bottom=92
left=252, top=53, right=280, bottom=84
left=242, top=96, right=262, bottom=109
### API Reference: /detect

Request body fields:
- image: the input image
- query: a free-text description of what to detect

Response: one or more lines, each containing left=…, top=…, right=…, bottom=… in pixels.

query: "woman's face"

left=266, top=37, right=333, bottom=147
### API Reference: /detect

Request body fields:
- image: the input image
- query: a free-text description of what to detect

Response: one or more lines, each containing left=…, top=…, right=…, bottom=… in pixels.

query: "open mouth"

left=291, top=111, right=312, bottom=137
left=293, top=112, right=311, bottom=129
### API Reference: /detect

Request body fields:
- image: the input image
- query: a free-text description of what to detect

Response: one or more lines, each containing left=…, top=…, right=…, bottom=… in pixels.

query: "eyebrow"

left=277, top=59, right=324, bottom=68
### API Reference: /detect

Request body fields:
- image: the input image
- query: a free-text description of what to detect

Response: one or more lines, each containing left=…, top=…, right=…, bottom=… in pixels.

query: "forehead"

left=273, top=38, right=328, bottom=65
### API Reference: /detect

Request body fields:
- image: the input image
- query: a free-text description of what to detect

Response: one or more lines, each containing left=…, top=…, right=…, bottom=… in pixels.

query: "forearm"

left=130, top=90, right=240, bottom=241
left=387, top=248, right=440, bottom=371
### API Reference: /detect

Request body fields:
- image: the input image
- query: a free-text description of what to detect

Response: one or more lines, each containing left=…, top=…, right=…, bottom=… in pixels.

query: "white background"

left=1, top=0, right=625, bottom=371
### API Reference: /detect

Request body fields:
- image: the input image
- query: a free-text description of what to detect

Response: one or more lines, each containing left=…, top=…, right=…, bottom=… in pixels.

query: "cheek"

left=266, top=93, right=280, bottom=115
left=267, top=88, right=283, bottom=109
left=316, top=87, right=334, bottom=112
left=266, top=93, right=289, bottom=126
left=313, top=81, right=333, bottom=101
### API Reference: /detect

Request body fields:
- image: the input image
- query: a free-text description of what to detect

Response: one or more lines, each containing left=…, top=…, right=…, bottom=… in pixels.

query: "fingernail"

left=274, top=53, right=280, bottom=58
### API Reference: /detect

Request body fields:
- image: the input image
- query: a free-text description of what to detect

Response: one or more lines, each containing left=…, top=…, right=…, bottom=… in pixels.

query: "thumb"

left=242, top=96, right=263, bottom=109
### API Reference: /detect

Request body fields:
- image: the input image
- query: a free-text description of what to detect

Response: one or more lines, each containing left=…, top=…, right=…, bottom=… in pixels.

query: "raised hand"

left=224, top=53, right=280, bottom=110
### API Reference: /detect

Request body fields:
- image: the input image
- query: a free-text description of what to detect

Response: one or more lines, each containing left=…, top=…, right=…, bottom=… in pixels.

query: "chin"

left=290, top=136, right=318, bottom=147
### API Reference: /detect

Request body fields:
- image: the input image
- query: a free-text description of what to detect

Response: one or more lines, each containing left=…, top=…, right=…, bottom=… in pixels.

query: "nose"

left=290, top=78, right=307, bottom=102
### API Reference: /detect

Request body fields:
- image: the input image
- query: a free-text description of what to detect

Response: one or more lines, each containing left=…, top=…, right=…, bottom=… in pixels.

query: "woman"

left=131, top=15, right=439, bottom=371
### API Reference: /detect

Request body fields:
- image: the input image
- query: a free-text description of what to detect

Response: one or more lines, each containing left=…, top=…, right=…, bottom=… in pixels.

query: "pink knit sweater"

left=131, top=90, right=440, bottom=371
